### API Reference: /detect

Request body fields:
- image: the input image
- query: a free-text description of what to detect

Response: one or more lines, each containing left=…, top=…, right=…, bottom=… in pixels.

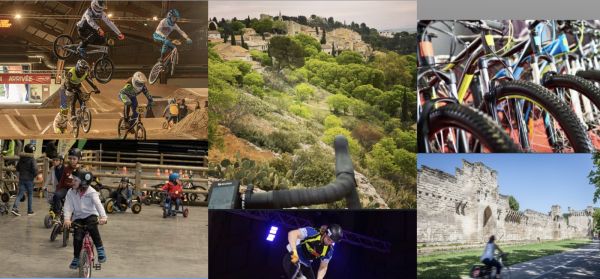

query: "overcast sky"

left=209, top=1, right=416, bottom=30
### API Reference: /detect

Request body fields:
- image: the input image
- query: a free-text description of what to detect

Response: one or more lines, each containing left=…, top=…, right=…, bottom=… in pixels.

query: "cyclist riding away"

left=76, top=0, right=125, bottom=58
left=152, top=9, right=192, bottom=63
left=162, top=98, right=179, bottom=126
left=52, top=148, right=85, bottom=216
left=162, top=173, right=183, bottom=216
left=284, top=224, right=343, bottom=279
left=480, top=235, right=505, bottom=279
left=119, top=71, right=153, bottom=129
left=53, top=60, right=100, bottom=134
left=110, top=177, right=132, bottom=212
left=63, top=171, right=107, bottom=269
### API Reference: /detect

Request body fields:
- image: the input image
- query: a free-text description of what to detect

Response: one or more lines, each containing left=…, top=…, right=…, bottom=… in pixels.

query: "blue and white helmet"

left=169, top=172, right=180, bottom=182
left=91, top=0, right=107, bottom=13
left=167, top=9, right=180, bottom=26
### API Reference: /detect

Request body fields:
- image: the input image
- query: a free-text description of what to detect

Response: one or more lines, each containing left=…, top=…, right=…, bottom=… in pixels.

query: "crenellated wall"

left=418, top=160, right=594, bottom=245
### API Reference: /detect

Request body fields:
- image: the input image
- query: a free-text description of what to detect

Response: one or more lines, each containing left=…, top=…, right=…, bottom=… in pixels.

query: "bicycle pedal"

left=94, top=264, right=101, bottom=270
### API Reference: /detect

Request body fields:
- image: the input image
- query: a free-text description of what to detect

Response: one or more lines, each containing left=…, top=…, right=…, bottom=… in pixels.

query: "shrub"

left=323, top=115, right=342, bottom=129
left=352, top=122, right=384, bottom=150
left=288, top=104, right=312, bottom=118
left=294, top=83, right=315, bottom=101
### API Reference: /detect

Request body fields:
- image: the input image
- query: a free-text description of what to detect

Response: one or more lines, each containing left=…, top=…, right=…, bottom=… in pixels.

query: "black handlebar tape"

left=483, top=20, right=505, bottom=31
left=247, top=136, right=361, bottom=209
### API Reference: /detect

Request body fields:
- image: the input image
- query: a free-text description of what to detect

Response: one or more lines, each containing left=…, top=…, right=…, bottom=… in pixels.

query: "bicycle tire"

left=149, top=63, right=163, bottom=85
left=420, top=103, right=521, bottom=153
left=50, top=224, right=60, bottom=241
left=117, top=117, right=128, bottom=140
left=44, top=215, right=53, bottom=229
left=53, top=34, right=74, bottom=60
left=543, top=73, right=600, bottom=148
left=62, top=226, right=69, bottom=247
left=135, top=123, right=146, bottom=140
left=82, top=107, right=92, bottom=133
left=493, top=80, right=592, bottom=153
left=93, top=57, right=114, bottom=84
left=79, top=250, right=92, bottom=278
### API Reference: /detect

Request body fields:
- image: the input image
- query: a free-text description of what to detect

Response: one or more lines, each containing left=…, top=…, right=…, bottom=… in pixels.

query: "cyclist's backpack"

left=169, top=103, right=179, bottom=116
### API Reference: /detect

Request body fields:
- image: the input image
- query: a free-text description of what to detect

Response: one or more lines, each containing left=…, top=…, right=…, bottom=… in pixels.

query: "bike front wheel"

left=78, top=249, right=92, bottom=278
left=135, top=123, right=146, bottom=140
left=93, top=58, right=114, bottom=84
left=82, top=108, right=92, bottom=133
left=72, top=117, right=80, bottom=138
left=149, top=63, right=163, bottom=85
left=491, top=80, right=592, bottom=153
left=117, top=117, right=128, bottom=140
left=419, top=103, right=521, bottom=153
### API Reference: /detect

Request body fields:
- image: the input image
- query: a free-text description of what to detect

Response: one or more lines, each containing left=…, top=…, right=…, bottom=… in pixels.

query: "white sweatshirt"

left=63, top=186, right=107, bottom=221
left=77, top=8, right=121, bottom=35
left=155, top=18, right=190, bottom=40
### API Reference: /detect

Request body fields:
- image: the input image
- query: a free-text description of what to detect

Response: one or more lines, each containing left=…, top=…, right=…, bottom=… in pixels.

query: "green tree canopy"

left=508, top=196, right=520, bottom=211
left=336, top=51, right=364, bottom=65
left=269, top=36, right=305, bottom=70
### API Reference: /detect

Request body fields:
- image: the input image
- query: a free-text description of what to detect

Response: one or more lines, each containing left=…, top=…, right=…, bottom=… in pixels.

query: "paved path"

left=0, top=196, right=208, bottom=277
left=508, top=240, right=600, bottom=279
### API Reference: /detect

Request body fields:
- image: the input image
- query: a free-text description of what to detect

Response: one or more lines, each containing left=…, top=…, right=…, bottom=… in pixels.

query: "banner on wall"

left=0, top=73, right=51, bottom=84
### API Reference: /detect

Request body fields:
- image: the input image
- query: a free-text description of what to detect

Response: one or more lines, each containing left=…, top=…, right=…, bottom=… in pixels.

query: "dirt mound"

left=40, top=89, right=61, bottom=108
left=209, top=126, right=276, bottom=163
left=168, top=109, right=208, bottom=139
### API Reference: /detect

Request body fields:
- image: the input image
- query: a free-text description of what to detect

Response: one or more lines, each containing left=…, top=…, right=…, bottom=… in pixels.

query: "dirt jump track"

left=0, top=80, right=208, bottom=139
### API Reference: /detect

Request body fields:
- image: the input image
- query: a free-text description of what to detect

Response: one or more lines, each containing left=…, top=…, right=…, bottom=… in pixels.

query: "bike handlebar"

left=245, top=135, right=361, bottom=209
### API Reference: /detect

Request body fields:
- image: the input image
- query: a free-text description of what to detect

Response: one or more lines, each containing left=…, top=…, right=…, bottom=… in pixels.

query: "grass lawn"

left=417, top=239, right=592, bottom=279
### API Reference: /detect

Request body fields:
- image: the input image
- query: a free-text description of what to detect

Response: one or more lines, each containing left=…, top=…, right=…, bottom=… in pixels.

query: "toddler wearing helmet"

left=110, top=177, right=133, bottom=212
left=161, top=172, right=183, bottom=216
left=119, top=72, right=153, bottom=128
left=63, top=171, right=107, bottom=270
left=76, top=0, right=125, bottom=58
left=152, top=9, right=193, bottom=62
left=53, top=59, right=100, bottom=134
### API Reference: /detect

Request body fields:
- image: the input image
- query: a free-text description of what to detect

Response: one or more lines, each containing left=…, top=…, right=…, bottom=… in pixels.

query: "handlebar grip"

left=483, top=20, right=505, bottom=32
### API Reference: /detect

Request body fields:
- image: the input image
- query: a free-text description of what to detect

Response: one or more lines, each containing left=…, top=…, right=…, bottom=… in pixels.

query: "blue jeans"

left=165, top=196, right=182, bottom=214
left=482, top=258, right=502, bottom=274
left=13, top=181, right=34, bottom=213
left=153, top=32, right=174, bottom=57
left=119, top=93, right=138, bottom=125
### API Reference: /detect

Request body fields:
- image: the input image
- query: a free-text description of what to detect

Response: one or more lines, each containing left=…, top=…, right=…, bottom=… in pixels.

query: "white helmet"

left=91, top=0, right=107, bottom=13
left=132, top=71, right=147, bottom=91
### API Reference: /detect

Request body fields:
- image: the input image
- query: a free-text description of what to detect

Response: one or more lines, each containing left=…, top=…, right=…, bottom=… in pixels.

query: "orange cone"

left=122, top=166, right=127, bottom=174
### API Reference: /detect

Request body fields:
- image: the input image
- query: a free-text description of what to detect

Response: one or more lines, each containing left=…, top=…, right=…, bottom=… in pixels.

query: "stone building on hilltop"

left=417, top=160, right=594, bottom=245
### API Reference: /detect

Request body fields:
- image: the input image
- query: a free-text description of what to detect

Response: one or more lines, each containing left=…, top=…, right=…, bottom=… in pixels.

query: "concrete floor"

left=0, top=196, right=208, bottom=278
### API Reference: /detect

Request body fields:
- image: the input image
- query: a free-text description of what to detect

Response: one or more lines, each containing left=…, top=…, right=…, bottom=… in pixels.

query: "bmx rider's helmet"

left=75, top=59, right=90, bottom=76
left=91, top=0, right=107, bottom=13
left=169, top=172, right=180, bottom=183
left=53, top=154, right=64, bottom=161
left=68, top=148, right=82, bottom=159
left=132, top=71, right=147, bottom=91
left=326, top=224, right=343, bottom=242
left=167, top=9, right=180, bottom=26
left=24, top=143, right=36, bottom=153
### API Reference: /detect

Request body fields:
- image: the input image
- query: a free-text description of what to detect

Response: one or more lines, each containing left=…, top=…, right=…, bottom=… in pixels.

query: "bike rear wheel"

left=79, top=250, right=92, bottom=278
left=93, top=58, right=114, bottom=84
left=50, top=223, right=60, bottom=241
left=44, top=214, right=53, bottom=229
left=149, top=63, right=163, bottom=84
left=53, top=35, right=74, bottom=60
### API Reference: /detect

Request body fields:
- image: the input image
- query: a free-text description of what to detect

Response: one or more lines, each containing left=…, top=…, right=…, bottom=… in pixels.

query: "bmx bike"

left=470, top=253, right=511, bottom=279
left=49, top=205, right=70, bottom=248
left=71, top=220, right=105, bottom=278
left=149, top=40, right=180, bottom=85
left=68, top=90, right=95, bottom=138
left=53, top=34, right=115, bottom=84
left=118, top=104, right=149, bottom=140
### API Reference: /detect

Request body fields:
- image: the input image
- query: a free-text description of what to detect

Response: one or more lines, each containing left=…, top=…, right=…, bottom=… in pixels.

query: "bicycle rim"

left=94, top=58, right=114, bottom=84
left=53, top=35, right=73, bottom=60
left=149, top=63, right=162, bottom=84
left=79, top=250, right=92, bottom=278
left=82, top=108, right=92, bottom=133
left=135, top=124, right=146, bottom=140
